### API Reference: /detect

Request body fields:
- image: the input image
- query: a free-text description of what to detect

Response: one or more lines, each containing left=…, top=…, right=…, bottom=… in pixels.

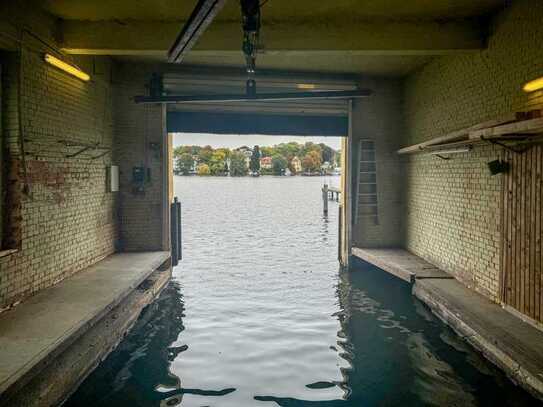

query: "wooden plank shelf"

left=398, top=111, right=543, bottom=155
left=469, top=117, right=543, bottom=140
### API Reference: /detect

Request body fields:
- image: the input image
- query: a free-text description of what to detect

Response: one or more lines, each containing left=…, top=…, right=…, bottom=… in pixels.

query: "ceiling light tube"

left=44, top=54, right=90, bottom=81
left=523, top=76, right=543, bottom=93
left=429, top=147, right=471, bottom=155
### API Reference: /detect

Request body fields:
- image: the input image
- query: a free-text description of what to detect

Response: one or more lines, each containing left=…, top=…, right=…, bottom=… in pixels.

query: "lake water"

left=66, top=176, right=538, bottom=406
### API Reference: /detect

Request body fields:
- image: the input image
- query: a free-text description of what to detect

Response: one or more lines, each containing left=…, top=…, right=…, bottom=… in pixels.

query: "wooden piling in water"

left=322, top=184, right=329, bottom=215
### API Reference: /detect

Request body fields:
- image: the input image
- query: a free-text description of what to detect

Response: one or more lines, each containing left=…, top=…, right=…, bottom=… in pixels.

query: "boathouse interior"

left=1, top=0, right=543, bottom=405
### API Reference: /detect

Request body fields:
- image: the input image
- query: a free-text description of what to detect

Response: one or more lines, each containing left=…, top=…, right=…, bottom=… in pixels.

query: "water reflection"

left=66, top=177, right=538, bottom=406
left=64, top=283, right=236, bottom=407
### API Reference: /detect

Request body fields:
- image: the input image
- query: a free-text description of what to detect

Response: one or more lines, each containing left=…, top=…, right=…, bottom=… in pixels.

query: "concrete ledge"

left=0, top=251, right=170, bottom=405
left=414, top=278, right=543, bottom=400
left=5, top=266, right=171, bottom=407
left=352, top=247, right=543, bottom=400
left=352, top=247, right=452, bottom=283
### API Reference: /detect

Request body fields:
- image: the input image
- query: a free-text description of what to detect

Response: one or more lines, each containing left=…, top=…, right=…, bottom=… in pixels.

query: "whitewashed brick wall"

left=352, top=78, right=405, bottom=248
left=0, top=49, right=118, bottom=309
left=403, top=0, right=543, bottom=301
left=113, top=63, right=167, bottom=252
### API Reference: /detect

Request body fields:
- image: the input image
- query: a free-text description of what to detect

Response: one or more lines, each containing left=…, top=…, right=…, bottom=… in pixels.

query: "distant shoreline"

left=173, top=174, right=341, bottom=177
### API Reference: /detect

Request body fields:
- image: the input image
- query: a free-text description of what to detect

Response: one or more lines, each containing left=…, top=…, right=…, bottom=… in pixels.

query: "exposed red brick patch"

left=27, top=160, right=67, bottom=189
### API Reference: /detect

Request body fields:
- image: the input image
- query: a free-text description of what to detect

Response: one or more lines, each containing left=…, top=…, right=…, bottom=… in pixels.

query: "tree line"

left=173, top=141, right=339, bottom=176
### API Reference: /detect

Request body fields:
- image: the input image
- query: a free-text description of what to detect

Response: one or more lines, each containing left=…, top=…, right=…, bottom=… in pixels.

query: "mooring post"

left=171, top=198, right=179, bottom=266
left=338, top=203, right=342, bottom=263
left=322, top=184, right=329, bottom=215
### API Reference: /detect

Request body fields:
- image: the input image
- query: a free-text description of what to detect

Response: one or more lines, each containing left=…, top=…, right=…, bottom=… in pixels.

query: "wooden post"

left=322, top=184, right=329, bottom=215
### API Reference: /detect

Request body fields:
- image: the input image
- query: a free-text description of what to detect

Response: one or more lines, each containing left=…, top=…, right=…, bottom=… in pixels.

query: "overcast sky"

left=172, top=133, right=342, bottom=150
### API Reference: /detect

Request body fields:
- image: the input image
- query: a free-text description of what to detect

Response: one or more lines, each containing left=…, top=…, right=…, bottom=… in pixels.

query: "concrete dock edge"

left=2, top=267, right=172, bottom=407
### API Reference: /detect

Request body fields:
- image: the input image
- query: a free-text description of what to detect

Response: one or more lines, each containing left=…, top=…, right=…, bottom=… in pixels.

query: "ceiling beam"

left=168, top=0, right=228, bottom=63
left=167, top=111, right=348, bottom=136
left=60, top=18, right=486, bottom=57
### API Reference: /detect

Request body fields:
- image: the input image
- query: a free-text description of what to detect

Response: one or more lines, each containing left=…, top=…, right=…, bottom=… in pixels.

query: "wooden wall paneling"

left=502, top=145, right=543, bottom=322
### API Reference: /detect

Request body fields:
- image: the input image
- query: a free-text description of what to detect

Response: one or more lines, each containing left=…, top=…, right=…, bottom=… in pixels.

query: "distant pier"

left=322, top=184, right=341, bottom=214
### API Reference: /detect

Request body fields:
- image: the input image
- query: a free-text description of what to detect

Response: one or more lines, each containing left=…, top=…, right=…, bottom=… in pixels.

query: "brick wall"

left=352, top=78, right=405, bottom=248
left=403, top=0, right=543, bottom=300
left=0, top=48, right=118, bottom=309
left=113, top=63, right=168, bottom=252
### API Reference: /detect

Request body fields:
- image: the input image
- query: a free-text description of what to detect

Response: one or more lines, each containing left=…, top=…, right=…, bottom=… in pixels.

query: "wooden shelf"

left=398, top=111, right=543, bottom=155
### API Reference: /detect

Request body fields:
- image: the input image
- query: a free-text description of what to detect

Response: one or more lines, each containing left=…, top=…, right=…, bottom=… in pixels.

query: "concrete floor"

left=0, top=251, right=170, bottom=405
left=353, top=247, right=543, bottom=401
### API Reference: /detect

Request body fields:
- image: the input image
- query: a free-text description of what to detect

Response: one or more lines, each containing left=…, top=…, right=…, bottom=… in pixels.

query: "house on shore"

left=291, top=156, right=302, bottom=174
left=234, top=146, right=253, bottom=169
left=260, top=156, right=272, bottom=170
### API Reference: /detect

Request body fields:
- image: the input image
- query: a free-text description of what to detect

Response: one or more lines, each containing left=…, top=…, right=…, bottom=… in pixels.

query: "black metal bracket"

left=91, top=150, right=111, bottom=160
left=486, top=138, right=531, bottom=154
left=59, top=140, right=111, bottom=159
left=66, top=146, right=93, bottom=158
left=434, top=154, right=451, bottom=160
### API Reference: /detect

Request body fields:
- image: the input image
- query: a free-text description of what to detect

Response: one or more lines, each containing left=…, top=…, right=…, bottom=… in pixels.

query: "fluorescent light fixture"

left=523, top=76, right=543, bottom=93
left=429, top=147, right=471, bottom=155
left=44, top=54, right=90, bottom=81
left=297, top=84, right=317, bottom=90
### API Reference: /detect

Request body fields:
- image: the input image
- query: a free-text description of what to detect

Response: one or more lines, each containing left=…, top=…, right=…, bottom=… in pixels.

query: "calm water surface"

left=66, top=176, right=539, bottom=406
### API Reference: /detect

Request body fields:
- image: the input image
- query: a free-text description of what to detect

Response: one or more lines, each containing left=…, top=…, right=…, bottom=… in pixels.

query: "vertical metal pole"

left=177, top=199, right=182, bottom=260
left=322, top=184, right=329, bottom=215
left=345, top=100, right=354, bottom=268
left=338, top=204, right=342, bottom=262
left=171, top=198, right=178, bottom=266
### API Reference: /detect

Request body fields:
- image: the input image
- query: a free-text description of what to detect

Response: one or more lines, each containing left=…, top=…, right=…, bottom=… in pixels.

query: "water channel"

left=66, top=176, right=538, bottom=406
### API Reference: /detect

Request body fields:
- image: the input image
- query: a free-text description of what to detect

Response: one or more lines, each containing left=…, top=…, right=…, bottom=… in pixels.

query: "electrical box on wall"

left=131, top=166, right=151, bottom=194
left=132, top=166, right=146, bottom=184
left=107, top=165, right=119, bottom=192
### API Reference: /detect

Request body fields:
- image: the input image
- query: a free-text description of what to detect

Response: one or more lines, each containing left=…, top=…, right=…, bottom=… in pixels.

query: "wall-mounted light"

left=44, top=54, right=90, bottom=81
left=523, top=76, right=543, bottom=93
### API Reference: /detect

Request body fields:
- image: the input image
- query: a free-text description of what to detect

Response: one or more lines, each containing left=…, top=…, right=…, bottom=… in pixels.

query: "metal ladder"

left=357, top=139, right=379, bottom=225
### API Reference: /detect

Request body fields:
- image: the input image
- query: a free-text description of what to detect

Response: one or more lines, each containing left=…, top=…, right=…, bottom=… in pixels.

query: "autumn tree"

left=319, top=143, right=334, bottom=163
left=197, top=163, right=210, bottom=175
left=302, top=150, right=322, bottom=173
left=230, top=151, right=248, bottom=176
left=209, top=150, right=228, bottom=175
left=260, top=146, right=274, bottom=157
left=272, top=155, right=288, bottom=175
left=198, top=145, right=214, bottom=164
left=175, top=153, right=194, bottom=175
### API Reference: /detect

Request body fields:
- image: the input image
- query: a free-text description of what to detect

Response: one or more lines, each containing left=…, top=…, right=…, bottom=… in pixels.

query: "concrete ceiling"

left=38, top=0, right=506, bottom=76
left=42, top=0, right=505, bottom=21
left=180, top=53, right=433, bottom=77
